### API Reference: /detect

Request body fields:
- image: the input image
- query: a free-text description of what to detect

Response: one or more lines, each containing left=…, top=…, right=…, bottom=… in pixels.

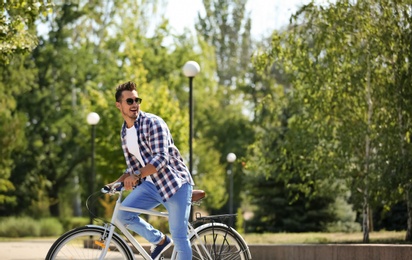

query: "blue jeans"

left=118, top=181, right=193, bottom=259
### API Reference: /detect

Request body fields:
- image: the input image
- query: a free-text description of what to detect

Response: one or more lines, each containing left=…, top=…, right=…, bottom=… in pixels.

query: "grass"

left=242, top=231, right=408, bottom=244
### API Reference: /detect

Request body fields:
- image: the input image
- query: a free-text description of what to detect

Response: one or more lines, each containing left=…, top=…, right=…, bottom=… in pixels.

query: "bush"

left=39, top=218, right=64, bottom=236
left=0, top=217, right=65, bottom=237
left=326, top=195, right=361, bottom=233
left=326, top=221, right=361, bottom=233
left=0, top=217, right=40, bottom=237
left=60, top=217, right=89, bottom=231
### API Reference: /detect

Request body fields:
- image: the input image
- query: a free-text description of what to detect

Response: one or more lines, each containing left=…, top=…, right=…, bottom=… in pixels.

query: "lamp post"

left=87, top=112, right=100, bottom=224
left=182, top=61, right=200, bottom=176
left=183, top=61, right=200, bottom=222
left=227, top=153, right=237, bottom=215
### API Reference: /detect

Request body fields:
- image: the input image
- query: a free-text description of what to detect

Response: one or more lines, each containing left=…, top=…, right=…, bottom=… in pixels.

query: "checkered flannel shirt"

left=121, top=111, right=194, bottom=201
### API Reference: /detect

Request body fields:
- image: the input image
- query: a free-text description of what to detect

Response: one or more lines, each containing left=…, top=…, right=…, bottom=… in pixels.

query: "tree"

left=247, top=174, right=336, bottom=233
left=0, top=55, right=37, bottom=214
left=11, top=2, right=97, bottom=216
left=0, top=0, right=52, bottom=214
left=196, top=0, right=252, bottom=87
left=6, top=0, right=205, bottom=218
left=1, top=0, right=52, bottom=63
left=195, top=0, right=255, bottom=215
left=252, top=0, right=412, bottom=241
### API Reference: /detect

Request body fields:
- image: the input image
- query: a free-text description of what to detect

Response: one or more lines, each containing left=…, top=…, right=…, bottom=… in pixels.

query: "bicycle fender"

left=190, top=223, right=252, bottom=259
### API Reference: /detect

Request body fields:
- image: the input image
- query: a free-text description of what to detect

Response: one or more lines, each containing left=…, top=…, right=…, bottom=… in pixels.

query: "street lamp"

left=183, top=61, right=200, bottom=176
left=183, top=61, right=200, bottom=222
left=227, top=153, right=237, bottom=215
left=87, top=112, right=100, bottom=224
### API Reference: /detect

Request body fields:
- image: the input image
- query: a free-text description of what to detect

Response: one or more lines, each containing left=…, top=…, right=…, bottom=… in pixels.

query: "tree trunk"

left=405, top=188, right=412, bottom=241
left=362, top=190, right=369, bottom=243
left=369, top=207, right=373, bottom=232
left=49, top=188, right=60, bottom=217
left=362, top=54, right=371, bottom=243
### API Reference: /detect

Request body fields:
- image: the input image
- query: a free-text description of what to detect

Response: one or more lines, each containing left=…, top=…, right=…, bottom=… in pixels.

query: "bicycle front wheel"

left=190, top=223, right=251, bottom=260
left=46, top=226, right=134, bottom=260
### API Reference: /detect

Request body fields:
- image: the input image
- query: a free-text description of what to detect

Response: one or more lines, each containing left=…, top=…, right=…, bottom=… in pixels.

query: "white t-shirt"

left=126, top=125, right=153, bottom=183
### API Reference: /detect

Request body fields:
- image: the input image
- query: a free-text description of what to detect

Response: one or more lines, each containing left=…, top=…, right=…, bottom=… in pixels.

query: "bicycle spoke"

left=46, top=227, right=133, bottom=260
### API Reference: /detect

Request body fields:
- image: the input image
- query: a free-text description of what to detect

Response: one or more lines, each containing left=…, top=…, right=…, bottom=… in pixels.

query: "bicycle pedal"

left=94, top=240, right=106, bottom=248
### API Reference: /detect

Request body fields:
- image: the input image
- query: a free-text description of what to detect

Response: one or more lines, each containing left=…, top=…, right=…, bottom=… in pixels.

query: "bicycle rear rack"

left=193, top=212, right=237, bottom=227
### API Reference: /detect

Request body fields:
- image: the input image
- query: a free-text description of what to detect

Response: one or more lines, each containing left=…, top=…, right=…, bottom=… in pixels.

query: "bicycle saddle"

left=192, top=190, right=206, bottom=202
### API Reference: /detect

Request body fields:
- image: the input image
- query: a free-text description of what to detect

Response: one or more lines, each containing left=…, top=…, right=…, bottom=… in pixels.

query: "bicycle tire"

left=46, top=226, right=134, bottom=260
left=181, top=223, right=251, bottom=260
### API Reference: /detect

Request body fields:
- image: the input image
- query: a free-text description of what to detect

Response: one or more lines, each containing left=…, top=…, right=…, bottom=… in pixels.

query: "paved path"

left=0, top=239, right=148, bottom=260
left=0, top=239, right=54, bottom=260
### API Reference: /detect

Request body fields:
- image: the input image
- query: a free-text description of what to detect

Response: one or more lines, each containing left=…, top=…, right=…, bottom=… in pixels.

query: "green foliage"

left=194, top=140, right=227, bottom=210
left=246, top=174, right=337, bottom=233
left=249, top=0, right=412, bottom=239
left=39, top=218, right=64, bottom=236
left=0, top=217, right=62, bottom=237
left=59, top=217, right=89, bottom=231
left=196, top=0, right=256, bottom=216
left=0, top=217, right=40, bottom=237
left=1, top=0, right=53, bottom=63
left=196, top=0, right=252, bottom=87
left=326, top=196, right=361, bottom=233
left=236, top=207, right=245, bottom=234
left=2, top=0, right=206, bottom=219
left=0, top=54, right=37, bottom=213
left=146, top=216, right=169, bottom=235
left=7, top=0, right=410, bottom=239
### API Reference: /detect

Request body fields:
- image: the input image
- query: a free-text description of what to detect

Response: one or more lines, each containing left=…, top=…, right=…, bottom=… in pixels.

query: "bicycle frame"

left=95, top=190, right=158, bottom=259
left=46, top=183, right=250, bottom=260
left=97, top=189, right=213, bottom=260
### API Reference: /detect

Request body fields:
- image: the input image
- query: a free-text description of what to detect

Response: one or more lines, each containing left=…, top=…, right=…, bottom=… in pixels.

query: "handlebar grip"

left=101, top=182, right=124, bottom=194
left=101, top=185, right=111, bottom=193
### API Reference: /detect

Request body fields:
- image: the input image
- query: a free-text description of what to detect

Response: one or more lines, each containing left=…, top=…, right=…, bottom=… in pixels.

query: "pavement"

left=0, top=239, right=152, bottom=260
left=0, top=239, right=54, bottom=260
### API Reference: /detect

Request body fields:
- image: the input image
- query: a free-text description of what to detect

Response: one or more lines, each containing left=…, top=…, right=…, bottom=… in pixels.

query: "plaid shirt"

left=121, top=111, right=194, bottom=201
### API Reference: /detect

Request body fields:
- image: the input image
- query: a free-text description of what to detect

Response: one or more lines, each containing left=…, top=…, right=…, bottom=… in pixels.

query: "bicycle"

left=46, top=182, right=252, bottom=259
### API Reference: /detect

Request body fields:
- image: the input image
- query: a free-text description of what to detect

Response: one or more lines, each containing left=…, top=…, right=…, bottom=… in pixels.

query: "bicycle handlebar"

left=101, top=182, right=124, bottom=194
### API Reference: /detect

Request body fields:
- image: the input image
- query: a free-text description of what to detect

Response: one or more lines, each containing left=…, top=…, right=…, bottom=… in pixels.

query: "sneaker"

left=150, top=236, right=172, bottom=260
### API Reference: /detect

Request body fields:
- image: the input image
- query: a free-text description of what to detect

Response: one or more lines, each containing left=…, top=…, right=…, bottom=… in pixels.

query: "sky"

left=164, top=0, right=317, bottom=39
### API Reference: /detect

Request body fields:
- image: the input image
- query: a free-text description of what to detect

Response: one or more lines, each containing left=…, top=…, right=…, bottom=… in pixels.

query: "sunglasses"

left=125, top=98, right=142, bottom=105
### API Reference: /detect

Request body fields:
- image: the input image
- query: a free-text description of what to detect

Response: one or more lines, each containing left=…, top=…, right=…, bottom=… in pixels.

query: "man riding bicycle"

left=105, top=81, right=194, bottom=260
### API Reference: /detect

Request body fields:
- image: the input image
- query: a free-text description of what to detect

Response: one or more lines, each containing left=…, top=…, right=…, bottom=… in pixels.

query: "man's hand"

left=124, top=174, right=140, bottom=190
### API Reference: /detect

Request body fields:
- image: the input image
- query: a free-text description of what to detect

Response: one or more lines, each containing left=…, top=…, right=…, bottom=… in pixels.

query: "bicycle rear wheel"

left=46, top=226, right=134, bottom=260
left=190, top=223, right=251, bottom=260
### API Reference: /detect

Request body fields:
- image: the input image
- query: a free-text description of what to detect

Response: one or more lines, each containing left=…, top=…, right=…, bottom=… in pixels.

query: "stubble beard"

left=122, top=110, right=138, bottom=121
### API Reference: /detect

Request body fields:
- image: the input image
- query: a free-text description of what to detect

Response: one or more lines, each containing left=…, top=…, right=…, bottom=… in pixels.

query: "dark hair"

left=115, top=81, right=137, bottom=101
